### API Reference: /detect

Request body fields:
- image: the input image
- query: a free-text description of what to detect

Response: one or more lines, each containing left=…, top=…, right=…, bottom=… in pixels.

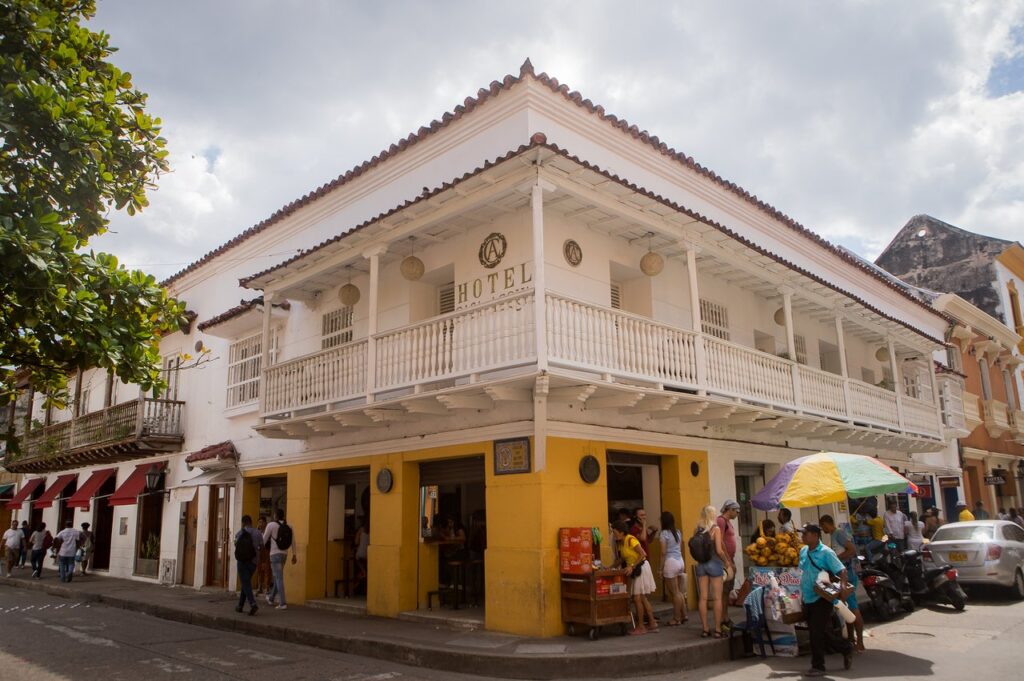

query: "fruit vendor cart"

left=559, top=527, right=631, bottom=640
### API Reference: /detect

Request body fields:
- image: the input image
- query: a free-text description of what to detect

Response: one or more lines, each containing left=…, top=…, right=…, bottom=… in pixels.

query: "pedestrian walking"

left=3, top=520, right=25, bottom=577
left=658, top=511, right=688, bottom=626
left=78, top=523, right=94, bottom=575
left=820, top=515, right=864, bottom=652
left=234, top=515, right=263, bottom=615
left=263, top=510, right=297, bottom=609
left=883, top=500, right=907, bottom=551
left=611, top=519, right=657, bottom=635
left=972, top=501, right=989, bottom=520
left=691, top=504, right=728, bottom=639
left=28, top=523, right=52, bottom=578
left=799, top=523, right=853, bottom=676
left=716, top=500, right=740, bottom=629
left=256, top=515, right=271, bottom=594
left=957, top=501, right=975, bottom=522
left=18, top=520, right=31, bottom=568
left=54, top=520, right=83, bottom=583
left=905, top=511, right=924, bottom=551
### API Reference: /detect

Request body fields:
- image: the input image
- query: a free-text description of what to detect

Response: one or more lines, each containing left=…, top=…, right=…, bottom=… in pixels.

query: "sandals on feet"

left=628, top=627, right=647, bottom=636
left=700, top=630, right=711, bottom=638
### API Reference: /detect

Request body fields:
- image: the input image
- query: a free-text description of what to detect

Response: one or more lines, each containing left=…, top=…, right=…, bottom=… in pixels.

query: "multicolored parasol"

left=751, top=452, right=918, bottom=510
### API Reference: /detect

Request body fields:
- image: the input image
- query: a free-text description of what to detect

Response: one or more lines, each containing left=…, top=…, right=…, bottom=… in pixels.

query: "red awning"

left=5, top=477, right=45, bottom=510
left=66, top=468, right=118, bottom=510
left=33, top=473, right=78, bottom=509
left=109, top=462, right=162, bottom=507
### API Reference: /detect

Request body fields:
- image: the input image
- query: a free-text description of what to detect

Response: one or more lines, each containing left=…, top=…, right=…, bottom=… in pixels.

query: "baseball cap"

left=721, top=499, right=741, bottom=512
left=801, top=523, right=822, bottom=536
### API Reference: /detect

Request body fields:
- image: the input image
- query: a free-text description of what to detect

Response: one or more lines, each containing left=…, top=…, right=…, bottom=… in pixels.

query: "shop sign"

left=456, top=262, right=532, bottom=307
left=985, top=473, right=1007, bottom=485
left=906, top=473, right=930, bottom=485
left=914, top=484, right=934, bottom=499
left=494, top=437, right=531, bottom=475
left=938, top=477, right=960, bottom=489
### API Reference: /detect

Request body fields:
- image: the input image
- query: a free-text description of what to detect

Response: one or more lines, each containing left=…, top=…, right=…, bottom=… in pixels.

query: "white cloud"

left=87, top=0, right=1024, bottom=278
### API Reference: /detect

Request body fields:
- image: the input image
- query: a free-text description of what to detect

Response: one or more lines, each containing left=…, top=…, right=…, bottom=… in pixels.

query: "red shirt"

left=716, top=515, right=736, bottom=560
left=629, top=523, right=649, bottom=555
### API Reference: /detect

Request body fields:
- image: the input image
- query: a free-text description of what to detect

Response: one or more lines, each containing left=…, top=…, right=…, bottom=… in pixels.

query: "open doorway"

left=606, top=452, right=662, bottom=558
left=91, top=475, right=117, bottom=571
left=326, top=467, right=370, bottom=600
left=734, top=464, right=766, bottom=546
left=206, top=484, right=234, bottom=588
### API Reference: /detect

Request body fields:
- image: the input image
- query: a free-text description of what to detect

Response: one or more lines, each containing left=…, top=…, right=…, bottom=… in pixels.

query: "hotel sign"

left=494, top=437, right=531, bottom=475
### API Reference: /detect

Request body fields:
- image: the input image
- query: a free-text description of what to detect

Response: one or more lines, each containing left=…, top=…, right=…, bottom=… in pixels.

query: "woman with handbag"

left=611, top=519, right=658, bottom=635
left=692, top=504, right=728, bottom=638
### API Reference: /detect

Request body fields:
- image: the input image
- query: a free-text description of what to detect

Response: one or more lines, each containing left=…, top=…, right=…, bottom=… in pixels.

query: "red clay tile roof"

left=243, top=136, right=945, bottom=346
left=196, top=297, right=290, bottom=332
left=185, top=441, right=237, bottom=465
left=166, top=59, right=946, bottom=340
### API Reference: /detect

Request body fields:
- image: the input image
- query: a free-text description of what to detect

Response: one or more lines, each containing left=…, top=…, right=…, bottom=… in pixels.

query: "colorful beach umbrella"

left=751, top=452, right=918, bottom=510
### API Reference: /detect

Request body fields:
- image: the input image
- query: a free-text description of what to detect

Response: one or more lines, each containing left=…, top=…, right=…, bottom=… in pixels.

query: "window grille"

left=227, top=333, right=263, bottom=408
left=793, top=334, right=808, bottom=365
left=610, top=282, right=622, bottom=310
left=700, top=299, right=729, bottom=340
left=439, top=282, right=455, bottom=314
left=322, top=307, right=354, bottom=349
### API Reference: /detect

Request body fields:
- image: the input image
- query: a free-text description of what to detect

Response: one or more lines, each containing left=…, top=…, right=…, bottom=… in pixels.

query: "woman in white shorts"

left=659, top=511, right=688, bottom=625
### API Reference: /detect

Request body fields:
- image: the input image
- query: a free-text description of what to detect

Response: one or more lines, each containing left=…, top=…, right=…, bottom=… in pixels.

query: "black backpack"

left=275, top=522, right=293, bottom=551
left=688, top=527, right=714, bottom=563
left=235, top=529, right=256, bottom=562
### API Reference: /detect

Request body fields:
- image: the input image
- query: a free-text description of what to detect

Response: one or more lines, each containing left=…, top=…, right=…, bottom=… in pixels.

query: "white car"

left=924, top=520, right=1024, bottom=598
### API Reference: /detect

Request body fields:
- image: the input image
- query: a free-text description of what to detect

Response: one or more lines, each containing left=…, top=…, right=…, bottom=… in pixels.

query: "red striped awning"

left=5, top=477, right=45, bottom=510
left=33, top=473, right=78, bottom=509
left=109, top=462, right=163, bottom=506
left=66, top=468, right=118, bottom=510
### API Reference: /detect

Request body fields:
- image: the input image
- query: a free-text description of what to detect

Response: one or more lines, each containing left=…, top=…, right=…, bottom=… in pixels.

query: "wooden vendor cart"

left=560, top=568, right=632, bottom=640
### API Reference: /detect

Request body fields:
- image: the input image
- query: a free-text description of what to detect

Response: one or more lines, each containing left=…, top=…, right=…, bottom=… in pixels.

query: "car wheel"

left=1012, top=571, right=1024, bottom=601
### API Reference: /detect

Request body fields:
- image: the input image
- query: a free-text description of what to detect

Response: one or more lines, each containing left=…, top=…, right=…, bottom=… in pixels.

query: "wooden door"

left=180, top=498, right=198, bottom=586
left=205, top=485, right=231, bottom=588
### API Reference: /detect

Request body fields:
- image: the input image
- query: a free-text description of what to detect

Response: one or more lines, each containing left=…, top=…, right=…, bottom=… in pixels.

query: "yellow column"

left=661, top=448, right=710, bottom=603
left=367, top=456, right=420, bottom=616
left=283, top=465, right=328, bottom=604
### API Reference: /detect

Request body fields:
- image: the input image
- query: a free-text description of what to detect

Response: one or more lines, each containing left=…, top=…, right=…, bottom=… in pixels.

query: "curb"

left=1, top=579, right=732, bottom=679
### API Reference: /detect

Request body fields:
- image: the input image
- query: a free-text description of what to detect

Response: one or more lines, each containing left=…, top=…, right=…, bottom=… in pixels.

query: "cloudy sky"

left=87, top=1, right=1024, bottom=282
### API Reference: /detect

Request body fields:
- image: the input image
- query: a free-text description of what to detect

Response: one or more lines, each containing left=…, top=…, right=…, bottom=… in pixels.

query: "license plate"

left=949, top=551, right=967, bottom=562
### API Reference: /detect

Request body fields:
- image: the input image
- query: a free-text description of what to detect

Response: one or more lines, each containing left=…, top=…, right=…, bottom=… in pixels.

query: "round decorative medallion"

left=563, top=239, right=583, bottom=267
left=376, top=468, right=394, bottom=494
left=478, top=232, right=507, bottom=269
left=579, top=455, right=601, bottom=484
left=690, top=461, right=700, bottom=478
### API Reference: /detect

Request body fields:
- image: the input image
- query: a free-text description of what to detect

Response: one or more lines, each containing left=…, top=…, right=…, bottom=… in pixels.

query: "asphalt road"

left=0, top=586, right=1022, bottom=680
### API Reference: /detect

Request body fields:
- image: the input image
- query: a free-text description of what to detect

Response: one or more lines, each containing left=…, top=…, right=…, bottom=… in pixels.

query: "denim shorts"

left=695, top=556, right=724, bottom=578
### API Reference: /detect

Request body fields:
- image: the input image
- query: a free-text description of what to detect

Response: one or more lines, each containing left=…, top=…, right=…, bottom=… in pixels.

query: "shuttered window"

left=793, top=334, right=808, bottom=365
left=419, top=456, right=486, bottom=486
left=438, top=282, right=455, bottom=315
left=610, top=282, right=622, bottom=310
left=227, top=333, right=263, bottom=407
left=322, top=307, right=354, bottom=349
left=700, top=299, right=729, bottom=340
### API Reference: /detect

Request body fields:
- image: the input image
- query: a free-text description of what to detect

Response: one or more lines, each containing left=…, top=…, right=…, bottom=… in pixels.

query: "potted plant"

left=136, top=532, right=161, bottom=577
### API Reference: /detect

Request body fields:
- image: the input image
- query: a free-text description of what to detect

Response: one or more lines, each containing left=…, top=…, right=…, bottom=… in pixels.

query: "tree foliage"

left=0, top=0, right=184, bottom=424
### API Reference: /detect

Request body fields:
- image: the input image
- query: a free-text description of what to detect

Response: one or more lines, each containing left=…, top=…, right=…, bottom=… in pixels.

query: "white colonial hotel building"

left=1, top=61, right=968, bottom=637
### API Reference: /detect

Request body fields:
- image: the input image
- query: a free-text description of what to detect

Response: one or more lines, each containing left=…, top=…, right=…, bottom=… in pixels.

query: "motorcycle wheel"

left=946, top=582, right=966, bottom=611
left=874, top=594, right=895, bottom=621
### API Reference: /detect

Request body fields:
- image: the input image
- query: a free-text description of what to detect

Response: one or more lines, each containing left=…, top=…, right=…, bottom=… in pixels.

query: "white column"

left=363, top=244, right=387, bottom=404
left=888, top=337, right=905, bottom=430
left=781, top=288, right=802, bottom=410
left=530, top=175, right=555, bottom=472
left=927, top=353, right=945, bottom=435
left=258, top=290, right=275, bottom=417
left=686, top=247, right=707, bottom=394
left=835, top=313, right=852, bottom=419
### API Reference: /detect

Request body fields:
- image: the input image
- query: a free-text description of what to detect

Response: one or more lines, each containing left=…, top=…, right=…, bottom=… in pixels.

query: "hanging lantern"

left=640, top=232, right=664, bottom=276
left=773, top=307, right=786, bottom=326
left=339, top=266, right=360, bottom=306
left=400, top=237, right=424, bottom=281
left=875, top=347, right=890, bottom=362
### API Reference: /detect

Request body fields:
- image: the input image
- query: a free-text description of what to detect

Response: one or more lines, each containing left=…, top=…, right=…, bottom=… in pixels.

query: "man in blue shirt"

left=799, top=523, right=853, bottom=676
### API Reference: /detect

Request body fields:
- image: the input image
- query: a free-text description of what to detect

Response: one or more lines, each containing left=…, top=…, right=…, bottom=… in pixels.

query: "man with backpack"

left=234, top=515, right=263, bottom=615
left=28, top=522, right=52, bottom=578
left=263, top=509, right=297, bottom=610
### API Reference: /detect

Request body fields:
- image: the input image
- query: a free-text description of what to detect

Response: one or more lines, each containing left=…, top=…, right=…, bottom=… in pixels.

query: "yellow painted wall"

left=242, top=435, right=709, bottom=637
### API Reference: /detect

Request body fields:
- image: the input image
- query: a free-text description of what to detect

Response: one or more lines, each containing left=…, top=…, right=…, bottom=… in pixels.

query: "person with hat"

left=957, top=501, right=975, bottom=523
left=716, top=499, right=740, bottom=631
left=819, top=515, right=864, bottom=652
left=799, top=523, right=853, bottom=676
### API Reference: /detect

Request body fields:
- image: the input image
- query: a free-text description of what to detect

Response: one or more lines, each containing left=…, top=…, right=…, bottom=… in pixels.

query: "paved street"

left=1, top=585, right=1022, bottom=680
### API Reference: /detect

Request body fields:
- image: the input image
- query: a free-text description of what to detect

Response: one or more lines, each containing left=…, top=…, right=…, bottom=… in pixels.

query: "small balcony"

left=982, top=399, right=1011, bottom=438
left=258, top=291, right=947, bottom=448
left=3, top=398, right=186, bottom=474
left=937, top=375, right=970, bottom=438
left=1009, top=408, right=1024, bottom=443
left=963, top=391, right=983, bottom=432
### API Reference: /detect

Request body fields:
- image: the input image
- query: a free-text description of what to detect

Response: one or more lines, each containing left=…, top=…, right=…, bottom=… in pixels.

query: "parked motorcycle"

left=913, top=547, right=967, bottom=611
left=860, top=542, right=915, bottom=620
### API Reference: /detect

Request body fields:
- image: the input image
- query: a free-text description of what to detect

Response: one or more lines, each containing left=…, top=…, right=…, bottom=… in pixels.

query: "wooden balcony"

left=982, top=399, right=1011, bottom=438
left=258, top=290, right=949, bottom=447
left=3, top=398, right=186, bottom=474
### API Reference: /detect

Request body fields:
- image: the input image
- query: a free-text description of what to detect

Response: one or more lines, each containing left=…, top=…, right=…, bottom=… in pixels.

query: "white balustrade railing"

left=263, top=339, right=367, bottom=416
left=546, top=293, right=698, bottom=387
left=704, top=336, right=794, bottom=407
left=797, top=365, right=847, bottom=419
left=848, top=381, right=900, bottom=430
left=902, top=396, right=941, bottom=437
left=375, top=291, right=535, bottom=392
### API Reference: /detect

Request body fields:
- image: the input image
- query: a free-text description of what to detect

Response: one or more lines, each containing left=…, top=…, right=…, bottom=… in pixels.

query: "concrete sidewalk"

left=0, top=570, right=735, bottom=679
